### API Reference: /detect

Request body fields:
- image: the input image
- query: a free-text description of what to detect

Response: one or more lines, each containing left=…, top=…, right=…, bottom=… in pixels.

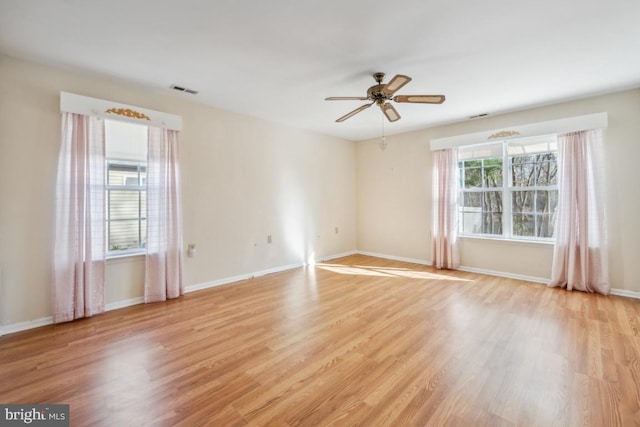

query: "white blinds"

left=458, top=134, right=558, bottom=160
left=458, top=142, right=502, bottom=160
left=507, top=134, right=557, bottom=156
left=105, top=119, right=148, bottom=161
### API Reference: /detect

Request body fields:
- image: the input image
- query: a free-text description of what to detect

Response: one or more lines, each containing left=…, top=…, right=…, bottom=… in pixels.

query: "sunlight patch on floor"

left=316, top=263, right=473, bottom=282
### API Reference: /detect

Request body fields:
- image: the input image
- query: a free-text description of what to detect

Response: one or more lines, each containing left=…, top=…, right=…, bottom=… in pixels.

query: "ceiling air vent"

left=170, top=85, right=198, bottom=95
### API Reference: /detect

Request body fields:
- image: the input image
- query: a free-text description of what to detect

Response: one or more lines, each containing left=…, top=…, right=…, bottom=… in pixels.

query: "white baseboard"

left=455, top=266, right=639, bottom=299
left=354, top=251, right=640, bottom=300
left=186, top=251, right=361, bottom=294
left=356, top=251, right=432, bottom=266
left=456, top=265, right=550, bottom=284
left=105, top=297, right=145, bottom=311
left=184, top=251, right=364, bottom=293
left=0, top=296, right=148, bottom=337
left=0, top=316, right=53, bottom=336
left=186, top=272, right=253, bottom=293
left=357, top=252, right=640, bottom=299
left=317, top=250, right=358, bottom=262
left=610, top=288, right=640, bottom=299
left=185, top=262, right=304, bottom=293
left=355, top=251, right=548, bottom=284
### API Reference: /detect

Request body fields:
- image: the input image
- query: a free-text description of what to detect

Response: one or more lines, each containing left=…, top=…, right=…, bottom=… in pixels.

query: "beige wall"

left=357, top=89, right=640, bottom=292
left=0, top=55, right=357, bottom=326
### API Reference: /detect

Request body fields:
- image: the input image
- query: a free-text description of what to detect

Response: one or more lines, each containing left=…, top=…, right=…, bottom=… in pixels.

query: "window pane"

left=512, top=191, right=535, bottom=213
left=139, top=165, right=147, bottom=186
left=461, top=211, right=482, bottom=234
left=549, top=190, right=558, bottom=212
left=107, top=184, right=146, bottom=252
left=481, top=212, right=502, bottom=234
left=140, top=191, right=147, bottom=218
left=109, top=190, right=140, bottom=219
left=511, top=160, right=535, bottom=187
left=482, top=192, right=502, bottom=234
left=108, top=219, right=142, bottom=250
left=483, top=191, right=503, bottom=213
left=535, top=190, right=559, bottom=213
left=484, top=158, right=502, bottom=167
left=484, top=165, right=503, bottom=187
left=140, top=219, right=147, bottom=248
left=464, top=167, right=482, bottom=188
left=463, top=192, right=482, bottom=208
left=108, top=163, right=138, bottom=187
left=536, top=214, right=555, bottom=238
left=513, top=213, right=535, bottom=237
left=535, top=159, right=558, bottom=186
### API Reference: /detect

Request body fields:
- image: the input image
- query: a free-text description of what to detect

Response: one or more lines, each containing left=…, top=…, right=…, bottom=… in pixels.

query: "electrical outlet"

left=187, top=243, right=197, bottom=257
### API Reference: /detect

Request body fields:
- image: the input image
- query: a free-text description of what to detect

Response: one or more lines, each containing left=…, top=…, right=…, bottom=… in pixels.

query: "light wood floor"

left=1, top=255, right=639, bottom=426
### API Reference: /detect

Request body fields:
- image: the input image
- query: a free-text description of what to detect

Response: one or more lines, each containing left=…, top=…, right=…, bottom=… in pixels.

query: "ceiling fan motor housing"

left=367, top=84, right=391, bottom=104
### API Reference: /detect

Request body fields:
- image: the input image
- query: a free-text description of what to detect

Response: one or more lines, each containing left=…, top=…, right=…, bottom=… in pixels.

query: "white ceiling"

left=1, top=0, right=639, bottom=141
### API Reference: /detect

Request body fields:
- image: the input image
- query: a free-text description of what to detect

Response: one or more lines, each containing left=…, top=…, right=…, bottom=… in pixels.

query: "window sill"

left=459, top=234, right=554, bottom=246
left=107, top=252, right=145, bottom=264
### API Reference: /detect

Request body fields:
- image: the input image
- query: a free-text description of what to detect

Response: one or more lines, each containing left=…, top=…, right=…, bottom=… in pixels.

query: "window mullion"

left=138, top=163, right=142, bottom=251
left=503, top=141, right=511, bottom=239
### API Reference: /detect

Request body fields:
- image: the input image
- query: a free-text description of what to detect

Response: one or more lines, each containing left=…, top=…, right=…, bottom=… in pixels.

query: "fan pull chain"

left=379, top=114, right=388, bottom=151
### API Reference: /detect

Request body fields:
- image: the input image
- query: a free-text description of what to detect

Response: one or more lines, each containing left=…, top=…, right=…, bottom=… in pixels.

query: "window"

left=105, top=119, right=148, bottom=256
left=458, top=135, right=558, bottom=241
left=508, top=137, right=558, bottom=239
left=459, top=143, right=504, bottom=236
left=106, top=161, right=146, bottom=253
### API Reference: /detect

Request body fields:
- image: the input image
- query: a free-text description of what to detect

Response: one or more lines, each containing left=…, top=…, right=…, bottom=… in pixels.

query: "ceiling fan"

left=325, top=72, right=445, bottom=123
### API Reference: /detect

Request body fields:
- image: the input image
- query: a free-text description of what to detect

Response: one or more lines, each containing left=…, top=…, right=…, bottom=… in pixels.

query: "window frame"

left=105, top=159, right=147, bottom=258
left=458, top=136, right=558, bottom=243
left=459, top=153, right=505, bottom=238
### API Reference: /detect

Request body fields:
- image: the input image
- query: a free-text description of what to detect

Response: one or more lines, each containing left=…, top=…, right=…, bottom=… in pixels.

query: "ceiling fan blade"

left=336, top=102, right=374, bottom=122
left=382, top=74, right=412, bottom=96
left=393, top=95, right=446, bottom=104
left=325, top=96, right=369, bottom=101
left=381, top=103, right=401, bottom=122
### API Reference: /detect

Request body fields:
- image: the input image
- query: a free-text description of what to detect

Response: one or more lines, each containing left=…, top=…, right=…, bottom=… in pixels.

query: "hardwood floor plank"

left=1, top=255, right=639, bottom=426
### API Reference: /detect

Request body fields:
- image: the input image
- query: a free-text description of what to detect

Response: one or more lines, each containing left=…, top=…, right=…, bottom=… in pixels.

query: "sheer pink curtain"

left=53, top=112, right=106, bottom=323
left=549, top=130, right=609, bottom=294
left=145, top=127, right=184, bottom=302
left=432, top=148, right=460, bottom=269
